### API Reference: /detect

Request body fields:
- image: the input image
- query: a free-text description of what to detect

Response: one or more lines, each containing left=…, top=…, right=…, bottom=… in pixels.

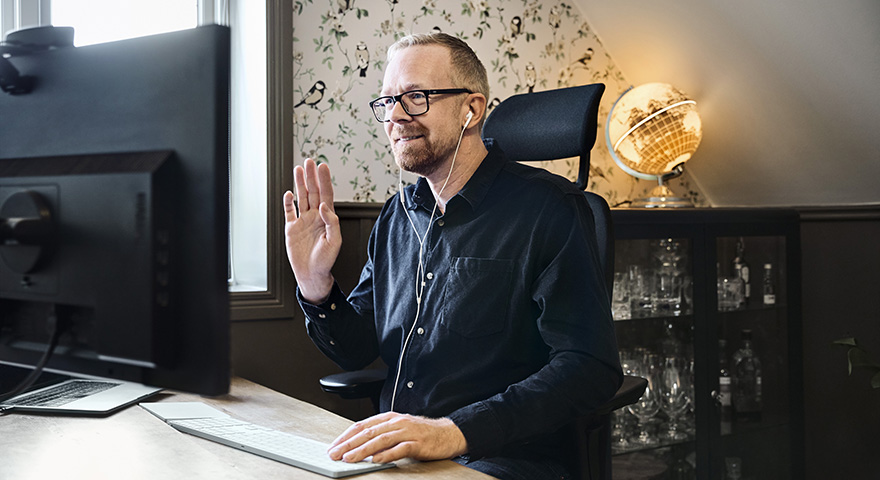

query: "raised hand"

left=283, top=158, right=342, bottom=303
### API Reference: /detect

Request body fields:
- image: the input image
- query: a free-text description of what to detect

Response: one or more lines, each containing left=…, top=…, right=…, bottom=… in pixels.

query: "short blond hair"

left=387, top=33, right=489, bottom=101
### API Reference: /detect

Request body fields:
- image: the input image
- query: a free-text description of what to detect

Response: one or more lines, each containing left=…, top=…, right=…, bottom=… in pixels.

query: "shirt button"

left=437, top=219, right=445, bottom=227
left=426, top=272, right=434, bottom=280
left=318, top=313, right=326, bottom=319
left=330, top=303, right=337, bottom=310
left=417, top=327, right=425, bottom=335
left=406, top=381, right=414, bottom=389
left=329, top=340, right=336, bottom=345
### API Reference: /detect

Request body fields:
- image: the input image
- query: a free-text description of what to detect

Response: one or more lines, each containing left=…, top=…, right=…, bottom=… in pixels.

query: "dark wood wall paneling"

left=797, top=205, right=880, bottom=480
left=232, top=202, right=880, bottom=476
left=231, top=203, right=384, bottom=421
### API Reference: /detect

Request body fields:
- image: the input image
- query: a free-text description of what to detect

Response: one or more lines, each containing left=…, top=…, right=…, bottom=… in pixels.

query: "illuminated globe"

left=605, top=83, right=702, bottom=207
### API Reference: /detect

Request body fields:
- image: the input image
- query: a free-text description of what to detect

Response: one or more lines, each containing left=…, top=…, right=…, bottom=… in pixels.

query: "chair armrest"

left=319, top=368, right=387, bottom=400
left=566, top=375, right=648, bottom=480
left=594, top=375, right=648, bottom=415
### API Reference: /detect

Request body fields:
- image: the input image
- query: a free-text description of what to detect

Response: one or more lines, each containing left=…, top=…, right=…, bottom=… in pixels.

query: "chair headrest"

left=481, top=83, right=605, bottom=163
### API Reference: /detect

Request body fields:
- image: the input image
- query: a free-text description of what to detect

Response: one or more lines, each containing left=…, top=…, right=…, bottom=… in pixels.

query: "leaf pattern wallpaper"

left=293, top=0, right=705, bottom=207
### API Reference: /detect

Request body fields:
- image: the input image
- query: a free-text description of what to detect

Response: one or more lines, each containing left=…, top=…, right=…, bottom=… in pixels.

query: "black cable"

left=0, top=307, right=68, bottom=413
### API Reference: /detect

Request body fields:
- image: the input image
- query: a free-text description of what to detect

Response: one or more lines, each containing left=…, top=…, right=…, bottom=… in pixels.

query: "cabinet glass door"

left=712, top=235, right=791, bottom=480
left=612, top=237, right=698, bottom=478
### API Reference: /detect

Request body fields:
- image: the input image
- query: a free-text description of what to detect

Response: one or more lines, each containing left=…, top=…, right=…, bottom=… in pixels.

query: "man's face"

left=381, top=45, right=465, bottom=178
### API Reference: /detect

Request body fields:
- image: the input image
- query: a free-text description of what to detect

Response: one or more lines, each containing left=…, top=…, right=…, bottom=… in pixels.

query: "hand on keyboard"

left=328, top=412, right=467, bottom=465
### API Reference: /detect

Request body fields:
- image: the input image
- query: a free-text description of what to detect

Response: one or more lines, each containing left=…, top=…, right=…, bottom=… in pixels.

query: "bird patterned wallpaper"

left=292, top=0, right=705, bottom=207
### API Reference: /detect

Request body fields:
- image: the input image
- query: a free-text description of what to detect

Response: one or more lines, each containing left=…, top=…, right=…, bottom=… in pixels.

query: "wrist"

left=439, top=417, right=469, bottom=458
left=298, top=275, right=335, bottom=304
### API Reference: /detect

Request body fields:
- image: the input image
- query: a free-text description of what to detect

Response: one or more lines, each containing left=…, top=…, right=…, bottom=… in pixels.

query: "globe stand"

left=631, top=168, right=694, bottom=209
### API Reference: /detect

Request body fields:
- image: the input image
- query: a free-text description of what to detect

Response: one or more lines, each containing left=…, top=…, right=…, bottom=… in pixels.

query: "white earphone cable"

left=390, top=113, right=471, bottom=411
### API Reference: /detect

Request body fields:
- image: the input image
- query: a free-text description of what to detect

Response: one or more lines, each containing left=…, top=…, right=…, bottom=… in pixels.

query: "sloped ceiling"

left=579, top=0, right=880, bottom=207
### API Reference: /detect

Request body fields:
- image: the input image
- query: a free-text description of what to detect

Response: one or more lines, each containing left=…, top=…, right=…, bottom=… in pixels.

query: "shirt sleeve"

left=447, top=193, right=623, bottom=460
left=299, top=275, right=380, bottom=372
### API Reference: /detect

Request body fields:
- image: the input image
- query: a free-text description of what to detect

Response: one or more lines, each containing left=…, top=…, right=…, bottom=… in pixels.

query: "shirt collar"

left=406, top=138, right=506, bottom=213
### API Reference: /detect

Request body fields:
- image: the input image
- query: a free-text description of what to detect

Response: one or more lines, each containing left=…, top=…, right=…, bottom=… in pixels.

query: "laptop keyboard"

left=8, top=380, right=118, bottom=407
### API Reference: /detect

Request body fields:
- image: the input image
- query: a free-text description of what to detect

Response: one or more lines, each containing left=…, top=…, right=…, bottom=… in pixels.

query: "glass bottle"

left=733, top=238, right=751, bottom=306
left=718, top=339, right=733, bottom=434
left=724, top=456, right=742, bottom=480
left=762, top=263, right=776, bottom=306
left=731, top=329, right=762, bottom=422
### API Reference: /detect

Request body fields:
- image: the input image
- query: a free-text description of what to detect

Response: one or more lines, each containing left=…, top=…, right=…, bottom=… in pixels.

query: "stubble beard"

left=391, top=127, right=458, bottom=178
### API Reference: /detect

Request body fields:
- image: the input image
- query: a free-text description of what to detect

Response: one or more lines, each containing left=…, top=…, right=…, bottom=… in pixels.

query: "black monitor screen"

left=0, top=25, right=230, bottom=396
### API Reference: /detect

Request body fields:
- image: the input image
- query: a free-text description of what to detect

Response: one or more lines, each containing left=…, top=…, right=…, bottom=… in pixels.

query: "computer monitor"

left=0, top=25, right=230, bottom=396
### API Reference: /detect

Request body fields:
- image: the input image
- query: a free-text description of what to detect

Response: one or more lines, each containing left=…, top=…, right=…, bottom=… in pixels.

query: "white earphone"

left=390, top=109, right=473, bottom=412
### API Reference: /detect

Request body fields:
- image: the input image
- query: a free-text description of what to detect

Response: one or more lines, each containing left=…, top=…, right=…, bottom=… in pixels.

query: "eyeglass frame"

left=369, top=88, right=472, bottom=123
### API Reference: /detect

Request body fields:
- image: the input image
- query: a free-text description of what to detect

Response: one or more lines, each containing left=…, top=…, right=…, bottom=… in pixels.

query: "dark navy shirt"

left=299, top=140, right=622, bottom=461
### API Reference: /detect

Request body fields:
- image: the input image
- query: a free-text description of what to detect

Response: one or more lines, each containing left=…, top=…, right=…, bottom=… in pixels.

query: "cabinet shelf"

left=609, top=208, right=802, bottom=480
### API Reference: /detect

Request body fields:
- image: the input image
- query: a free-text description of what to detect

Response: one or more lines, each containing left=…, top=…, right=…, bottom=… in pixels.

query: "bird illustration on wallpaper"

left=355, top=42, right=370, bottom=77
left=295, top=81, right=326, bottom=109
left=525, top=63, right=536, bottom=93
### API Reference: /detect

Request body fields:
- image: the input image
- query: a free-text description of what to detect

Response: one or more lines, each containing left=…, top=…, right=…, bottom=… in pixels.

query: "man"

left=283, top=33, right=622, bottom=480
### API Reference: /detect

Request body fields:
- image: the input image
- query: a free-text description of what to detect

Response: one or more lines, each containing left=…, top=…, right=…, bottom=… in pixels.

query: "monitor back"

left=0, top=25, right=230, bottom=395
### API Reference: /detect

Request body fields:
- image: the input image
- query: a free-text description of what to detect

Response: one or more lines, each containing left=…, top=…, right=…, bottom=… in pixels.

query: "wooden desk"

left=0, top=377, right=493, bottom=479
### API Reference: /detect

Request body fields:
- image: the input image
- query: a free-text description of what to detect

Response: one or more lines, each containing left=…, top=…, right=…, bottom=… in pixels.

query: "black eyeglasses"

left=369, top=88, right=472, bottom=123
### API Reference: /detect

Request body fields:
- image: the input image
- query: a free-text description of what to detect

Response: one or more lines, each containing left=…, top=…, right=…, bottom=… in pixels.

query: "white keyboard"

left=169, top=416, right=394, bottom=478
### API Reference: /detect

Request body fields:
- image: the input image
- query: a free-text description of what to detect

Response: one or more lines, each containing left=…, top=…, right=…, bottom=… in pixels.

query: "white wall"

left=579, top=0, right=880, bottom=207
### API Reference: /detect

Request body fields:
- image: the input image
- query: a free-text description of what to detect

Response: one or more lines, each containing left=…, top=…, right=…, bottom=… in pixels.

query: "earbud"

left=464, top=111, right=473, bottom=128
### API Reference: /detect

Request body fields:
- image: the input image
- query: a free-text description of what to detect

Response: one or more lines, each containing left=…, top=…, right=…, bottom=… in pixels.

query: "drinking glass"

left=652, top=272, right=683, bottom=316
left=625, top=360, right=660, bottom=446
left=681, top=275, right=694, bottom=315
left=612, top=272, right=631, bottom=320
left=611, top=354, right=637, bottom=451
left=628, top=265, right=654, bottom=318
left=657, top=355, right=691, bottom=440
left=717, top=276, right=744, bottom=311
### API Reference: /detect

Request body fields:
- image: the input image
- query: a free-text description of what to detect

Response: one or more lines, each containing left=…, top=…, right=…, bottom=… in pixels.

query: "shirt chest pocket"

left=441, top=257, right=513, bottom=338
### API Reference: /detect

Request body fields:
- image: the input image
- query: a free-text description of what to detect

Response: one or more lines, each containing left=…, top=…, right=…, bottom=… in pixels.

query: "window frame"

left=230, top=0, right=295, bottom=321
left=1, top=0, right=296, bottom=321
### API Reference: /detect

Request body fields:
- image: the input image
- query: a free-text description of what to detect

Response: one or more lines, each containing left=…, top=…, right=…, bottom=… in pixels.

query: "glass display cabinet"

left=608, top=209, right=803, bottom=480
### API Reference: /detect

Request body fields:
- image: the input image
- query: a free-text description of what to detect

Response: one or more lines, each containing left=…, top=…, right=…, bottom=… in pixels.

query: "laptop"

left=0, top=365, right=161, bottom=415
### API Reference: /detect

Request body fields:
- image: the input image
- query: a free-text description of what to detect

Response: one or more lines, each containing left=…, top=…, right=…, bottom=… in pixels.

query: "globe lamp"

left=605, top=83, right=702, bottom=208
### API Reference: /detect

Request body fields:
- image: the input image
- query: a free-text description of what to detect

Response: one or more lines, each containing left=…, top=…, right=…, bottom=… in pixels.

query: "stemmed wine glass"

left=625, top=359, right=660, bottom=446
left=612, top=354, right=638, bottom=452
left=657, top=355, right=692, bottom=441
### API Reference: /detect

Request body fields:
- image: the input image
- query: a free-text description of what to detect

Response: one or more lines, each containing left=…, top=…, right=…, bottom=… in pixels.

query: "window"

left=51, top=0, right=198, bottom=46
left=2, top=0, right=292, bottom=320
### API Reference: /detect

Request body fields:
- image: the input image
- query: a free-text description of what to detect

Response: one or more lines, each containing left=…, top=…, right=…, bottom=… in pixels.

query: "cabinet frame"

left=611, top=208, right=803, bottom=479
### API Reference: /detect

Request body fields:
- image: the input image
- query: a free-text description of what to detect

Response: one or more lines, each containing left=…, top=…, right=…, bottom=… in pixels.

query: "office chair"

left=320, top=84, right=647, bottom=480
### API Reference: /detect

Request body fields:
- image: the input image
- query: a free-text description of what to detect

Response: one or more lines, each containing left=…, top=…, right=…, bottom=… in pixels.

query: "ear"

left=462, top=93, right=487, bottom=130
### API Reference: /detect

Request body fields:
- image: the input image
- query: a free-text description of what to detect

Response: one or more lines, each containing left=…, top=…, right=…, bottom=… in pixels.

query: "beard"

left=390, top=124, right=460, bottom=178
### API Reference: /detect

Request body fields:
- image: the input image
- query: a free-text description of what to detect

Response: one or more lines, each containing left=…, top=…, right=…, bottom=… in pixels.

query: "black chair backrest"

left=482, top=84, right=614, bottom=294
left=482, top=83, right=604, bottom=190
left=483, top=84, right=639, bottom=480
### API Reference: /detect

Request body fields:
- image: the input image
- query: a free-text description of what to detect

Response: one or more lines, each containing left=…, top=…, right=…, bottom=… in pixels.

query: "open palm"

left=283, top=159, right=342, bottom=303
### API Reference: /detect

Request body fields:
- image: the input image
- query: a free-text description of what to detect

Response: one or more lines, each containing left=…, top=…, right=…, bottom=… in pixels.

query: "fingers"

left=283, top=190, right=297, bottom=222
left=317, top=162, right=335, bottom=213
left=328, top=413, right=396, bottom=462
left=293, top=159, right=335, bottom=216
left=305, top=159, right=322, bottom=215
left=293, top=163, right=308, bottom=212
left=318, top=202, right=341, bottom=245
left=330, top=413, right=389, bottom=451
